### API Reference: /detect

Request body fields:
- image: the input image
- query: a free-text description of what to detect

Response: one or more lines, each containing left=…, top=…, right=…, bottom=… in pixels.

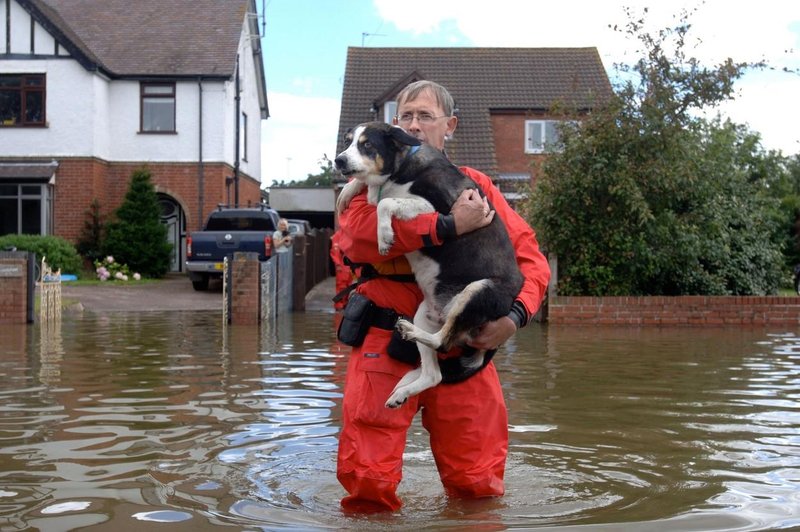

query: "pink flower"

left=133, top=273, right=141, bottom=280
left=106, top=256, right=115, bottom=264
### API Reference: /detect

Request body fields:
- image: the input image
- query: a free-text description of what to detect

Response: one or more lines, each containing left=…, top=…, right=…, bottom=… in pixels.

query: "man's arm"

left=337, top=187, right=492, bottom=263
left=459, top=167, right=551, bottom=348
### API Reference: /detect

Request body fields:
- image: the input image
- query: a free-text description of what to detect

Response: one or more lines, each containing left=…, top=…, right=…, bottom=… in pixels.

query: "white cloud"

left=261, top=92, right=340, bottom=187
left=720, top=72, right=800, bottom=154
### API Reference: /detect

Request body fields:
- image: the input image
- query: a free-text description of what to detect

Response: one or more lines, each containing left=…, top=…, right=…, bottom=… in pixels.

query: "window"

left=0, top=184, right=52, bottom=236
left=525, top=120, right=562, bottom=153
left=141, top=82, right=176, bottom=132
left=0, top=74, right=46, bottom=127
left=383, top=101, right=396, bottom=124
left=206, top=215, right=275, bottom=232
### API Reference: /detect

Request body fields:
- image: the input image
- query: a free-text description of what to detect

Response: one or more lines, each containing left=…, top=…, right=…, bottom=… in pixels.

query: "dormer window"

left=0, top=74, right=46, bottom=127
left=140, top=82, right=176, bottom=133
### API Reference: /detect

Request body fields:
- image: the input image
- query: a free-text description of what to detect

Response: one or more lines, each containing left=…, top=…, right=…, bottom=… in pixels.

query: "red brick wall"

left=548, top=296, right=800, bottom=326
left=229, top=252, right=260, bottom=325
left=491, top=113, right=548, bottom=183
left=0, top=257, right=28, bottom=324
left=52, top=158, right=263, bottom=242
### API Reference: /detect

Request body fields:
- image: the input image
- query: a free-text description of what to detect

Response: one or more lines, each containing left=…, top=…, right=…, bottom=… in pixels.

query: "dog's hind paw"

left=395, top=318, right=416, bottom=341
left=385, top=391, right=409, bottom=408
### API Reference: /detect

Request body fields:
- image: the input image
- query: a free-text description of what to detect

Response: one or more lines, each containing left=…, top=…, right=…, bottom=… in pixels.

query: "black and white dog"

left=335, top=121, right=523, bottom=408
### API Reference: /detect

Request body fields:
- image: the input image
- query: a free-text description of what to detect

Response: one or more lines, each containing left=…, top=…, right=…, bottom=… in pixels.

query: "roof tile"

left=32, top=0, right=250, bottom=77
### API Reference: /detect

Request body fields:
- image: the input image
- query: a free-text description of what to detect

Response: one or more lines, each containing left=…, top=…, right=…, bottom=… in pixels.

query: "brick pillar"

left=0, top=252, right=32, bottom=324
left=230, top=252, right=261, bottom=325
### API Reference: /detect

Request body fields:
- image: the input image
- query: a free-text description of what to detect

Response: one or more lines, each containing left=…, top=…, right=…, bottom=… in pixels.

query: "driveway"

left=59, top=274, right=336, bottom=313
left=60, top=274, right=222, bottom=312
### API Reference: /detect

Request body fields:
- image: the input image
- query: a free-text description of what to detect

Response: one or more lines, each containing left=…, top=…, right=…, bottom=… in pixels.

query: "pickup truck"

left=185, top=205, right=280, bottom=291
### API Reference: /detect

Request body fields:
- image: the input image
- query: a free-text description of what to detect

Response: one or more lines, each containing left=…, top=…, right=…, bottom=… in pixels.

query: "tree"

left=527, top=7, right=784, bottom=296
left=103, top=168, right=172, bottom=277
left=76, top=199, right=105, bottom=264
left=271, top=155, right=335, bottom=187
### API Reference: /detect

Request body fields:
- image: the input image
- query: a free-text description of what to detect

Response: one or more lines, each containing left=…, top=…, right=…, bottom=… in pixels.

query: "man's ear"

left=388, top=125, right=422, bottom=147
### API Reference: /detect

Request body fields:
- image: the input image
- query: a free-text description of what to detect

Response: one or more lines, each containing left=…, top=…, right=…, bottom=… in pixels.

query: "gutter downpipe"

left=198, top=77, right=205, bottom=230
left=234, top=54, right=241, bottom=207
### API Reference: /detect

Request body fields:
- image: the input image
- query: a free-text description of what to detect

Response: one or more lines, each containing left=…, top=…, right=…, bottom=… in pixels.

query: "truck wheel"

left=192, top=275, right=210, bottom=291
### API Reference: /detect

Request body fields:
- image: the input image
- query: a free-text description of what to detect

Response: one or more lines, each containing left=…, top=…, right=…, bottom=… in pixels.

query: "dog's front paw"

left=336, top=191, right=354, bottom=214
left=336, top=181, right=364, bottom=213
left=378, top=240, right=394, bottom=255
left=377, top=224, right=394, bottom=255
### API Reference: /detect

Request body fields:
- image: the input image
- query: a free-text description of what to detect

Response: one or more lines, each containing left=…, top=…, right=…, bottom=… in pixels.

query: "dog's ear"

left=388, top=125, right=422, bottom=147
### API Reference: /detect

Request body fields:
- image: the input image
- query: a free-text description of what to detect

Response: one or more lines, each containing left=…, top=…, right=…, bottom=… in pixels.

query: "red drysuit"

left=335, top=166, right=550, bottom=512
left=330, top=232, right=354, bottom=310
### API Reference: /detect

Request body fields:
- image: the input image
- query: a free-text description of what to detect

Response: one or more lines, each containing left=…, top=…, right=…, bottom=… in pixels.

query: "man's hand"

left=451, top=189, right=494, bottom=235
left=467, top=316, right=517, bottom=350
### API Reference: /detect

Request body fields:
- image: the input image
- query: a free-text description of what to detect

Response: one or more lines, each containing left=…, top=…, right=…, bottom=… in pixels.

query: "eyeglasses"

left=395, top=112, right=449, bottom=125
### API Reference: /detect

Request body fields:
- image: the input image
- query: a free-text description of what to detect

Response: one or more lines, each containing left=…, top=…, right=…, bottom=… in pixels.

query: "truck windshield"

left=206, top=216, right=275, bottom=231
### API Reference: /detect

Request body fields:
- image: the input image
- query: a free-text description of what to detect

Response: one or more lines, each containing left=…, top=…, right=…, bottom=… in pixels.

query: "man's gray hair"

left=396, top=80, right=456, bottom=117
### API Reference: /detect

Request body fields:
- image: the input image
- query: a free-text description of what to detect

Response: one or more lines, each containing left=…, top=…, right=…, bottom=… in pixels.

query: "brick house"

left=336, top=47, right=612, bottom=204
left=0, top=0, right=268, bottom=272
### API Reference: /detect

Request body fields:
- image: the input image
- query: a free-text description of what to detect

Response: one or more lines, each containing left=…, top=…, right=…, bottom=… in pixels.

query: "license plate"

left=214, top=263, right=224, bottom=270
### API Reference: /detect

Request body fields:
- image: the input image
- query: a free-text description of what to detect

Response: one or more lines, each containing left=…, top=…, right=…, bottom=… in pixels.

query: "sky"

left=259, top=0, right=800, bottom=187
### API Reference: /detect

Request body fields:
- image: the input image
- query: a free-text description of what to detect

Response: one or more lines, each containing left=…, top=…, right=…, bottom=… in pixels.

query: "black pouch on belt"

left=336, top=292, right=375, bottom=346
left=387, top=329, right=421, bottom=366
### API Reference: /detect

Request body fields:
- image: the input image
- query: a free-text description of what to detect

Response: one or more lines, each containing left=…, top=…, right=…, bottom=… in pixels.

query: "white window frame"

left=383, top=101, right=397, bottom=124
left=525, top=119, right=561, bottom=154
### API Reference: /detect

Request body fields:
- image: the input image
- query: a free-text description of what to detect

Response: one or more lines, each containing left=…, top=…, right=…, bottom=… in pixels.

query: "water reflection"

left=0, top=314, right=798, bottom=530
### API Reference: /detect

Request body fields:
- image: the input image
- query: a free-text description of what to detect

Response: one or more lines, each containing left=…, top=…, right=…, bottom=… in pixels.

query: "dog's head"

left=334, top=122, right=421, bottom=186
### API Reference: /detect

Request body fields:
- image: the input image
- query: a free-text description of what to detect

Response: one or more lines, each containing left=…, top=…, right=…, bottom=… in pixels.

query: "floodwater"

left=1, top=311, right=799, bottom=531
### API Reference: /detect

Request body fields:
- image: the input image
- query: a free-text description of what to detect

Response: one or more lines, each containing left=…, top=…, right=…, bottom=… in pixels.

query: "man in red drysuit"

left=335, top=80, right=550, bottom=512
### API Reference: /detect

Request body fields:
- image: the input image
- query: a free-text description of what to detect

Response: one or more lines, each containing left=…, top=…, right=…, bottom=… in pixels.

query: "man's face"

left=393, top=89, right=457, bottom=151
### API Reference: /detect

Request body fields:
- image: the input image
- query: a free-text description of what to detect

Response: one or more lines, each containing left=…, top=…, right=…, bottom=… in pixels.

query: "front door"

left=158, top=194, right=185, bottom=272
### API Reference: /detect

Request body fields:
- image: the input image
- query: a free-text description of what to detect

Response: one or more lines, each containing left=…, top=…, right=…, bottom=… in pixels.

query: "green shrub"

left=0, top=234, right=83, bottom=274
left=103, top=167, right=172, bottom=277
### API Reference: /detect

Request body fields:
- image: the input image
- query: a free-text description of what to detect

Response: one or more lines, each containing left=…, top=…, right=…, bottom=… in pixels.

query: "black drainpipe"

left=234, top=54, right=240, bottom=207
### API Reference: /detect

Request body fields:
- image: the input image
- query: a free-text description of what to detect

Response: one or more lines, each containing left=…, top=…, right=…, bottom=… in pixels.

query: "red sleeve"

left=337, top=188, right=442, bottom=264
left=460, top=167, right=551, bottom=320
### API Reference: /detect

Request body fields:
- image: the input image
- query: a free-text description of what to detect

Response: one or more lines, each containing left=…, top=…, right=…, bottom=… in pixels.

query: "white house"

left=0, top=0, right=268, bottom=271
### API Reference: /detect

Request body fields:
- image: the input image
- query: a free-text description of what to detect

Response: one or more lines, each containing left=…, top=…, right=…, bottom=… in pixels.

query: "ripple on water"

left=2, top=315, right=800, bottom=530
